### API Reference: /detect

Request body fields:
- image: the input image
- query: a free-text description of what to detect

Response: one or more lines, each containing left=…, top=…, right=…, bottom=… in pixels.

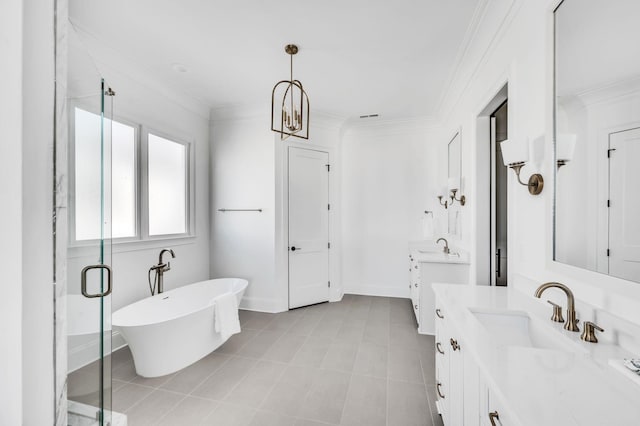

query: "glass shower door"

left=65, top=24, right=114, bottom=426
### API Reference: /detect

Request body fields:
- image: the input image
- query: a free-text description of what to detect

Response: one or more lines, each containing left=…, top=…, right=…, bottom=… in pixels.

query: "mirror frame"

left=548, top=0, right=640, bottom=289
left=447, top=129, right=462, bottom=237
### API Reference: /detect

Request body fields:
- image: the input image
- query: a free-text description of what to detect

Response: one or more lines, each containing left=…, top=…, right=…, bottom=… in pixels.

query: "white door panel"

left=609, top=128, right=640, bottom=281
left=288, top=147, right=329, bottom=309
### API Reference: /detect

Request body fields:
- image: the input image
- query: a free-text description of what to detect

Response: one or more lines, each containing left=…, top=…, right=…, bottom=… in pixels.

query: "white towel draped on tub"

left=213, top=292, right=241, bottom=340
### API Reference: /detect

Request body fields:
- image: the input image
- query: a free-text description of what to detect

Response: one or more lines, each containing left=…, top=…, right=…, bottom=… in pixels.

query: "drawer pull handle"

left=489, top=411, right=500, bottom=426
left=436, top=342, right=444, bottom=354
left=435, top=309, right=444, bottom=319
left=436, top=382, right=445, bottom=399
left=450, top=338, right=460, bottom=351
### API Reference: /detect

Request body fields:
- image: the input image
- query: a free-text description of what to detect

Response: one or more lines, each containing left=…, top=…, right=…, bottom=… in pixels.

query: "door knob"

left=290, top=246, right=300, bottom=251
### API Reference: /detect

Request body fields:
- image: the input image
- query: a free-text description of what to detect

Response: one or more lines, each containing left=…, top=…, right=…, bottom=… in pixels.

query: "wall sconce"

left=437, top=179, right=466, bottom=208
left=499, top=138, right=544, bottom=195
left=556, top=134, right=576, bottom=169
left=448, top=177, right=465, bottom=206
left=437, top=190, right=449, bottom=209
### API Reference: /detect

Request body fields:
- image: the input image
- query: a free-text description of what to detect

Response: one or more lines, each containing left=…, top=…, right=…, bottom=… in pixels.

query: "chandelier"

left=271, top=44, right=310, bottom=140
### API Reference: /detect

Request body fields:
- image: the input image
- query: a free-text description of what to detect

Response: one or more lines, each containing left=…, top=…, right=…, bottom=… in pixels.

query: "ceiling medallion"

left=271, top=44, right=310, bottom=140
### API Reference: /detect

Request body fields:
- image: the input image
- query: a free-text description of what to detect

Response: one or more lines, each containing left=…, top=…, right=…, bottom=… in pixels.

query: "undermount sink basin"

left=415, top=250, right=463, bottom=261
left=471, top=309, right=587, bottom=353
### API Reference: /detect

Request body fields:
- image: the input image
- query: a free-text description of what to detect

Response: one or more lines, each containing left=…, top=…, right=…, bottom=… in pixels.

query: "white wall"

left=22, top=0, right=55, bottom=423
left=209, top=112, right=278, bottom=311
left=0, top=0, right=24, bottom=424
left=210, top=109, right=343, bottom=312
left=0, top=0, right=56, bottom=424
left=341, top=120, right=442, bottom=297
left=433, top=0, right=640, bottom=325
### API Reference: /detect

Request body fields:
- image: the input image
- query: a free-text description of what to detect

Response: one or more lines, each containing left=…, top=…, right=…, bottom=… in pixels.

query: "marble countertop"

left=432, top=284, right=640, bottom=426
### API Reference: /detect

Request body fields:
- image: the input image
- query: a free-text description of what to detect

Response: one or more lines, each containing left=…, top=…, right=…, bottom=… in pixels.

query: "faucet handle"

left=581, top=321, right=604, bottom=343
left=546, top=300, right=565, bottom=323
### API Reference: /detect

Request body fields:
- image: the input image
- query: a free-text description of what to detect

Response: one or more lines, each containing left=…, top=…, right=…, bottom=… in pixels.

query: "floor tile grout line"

left=151, top=393, right=190, bottom=425
left=419, top=343, right=437, bottom=426
left=121, top=386, right=184, bottom=420
left=176, top=354, right=234, bottom=399
left=188, top=354, right=257, bottom=400
left=386, top=305, right=391, bottom=426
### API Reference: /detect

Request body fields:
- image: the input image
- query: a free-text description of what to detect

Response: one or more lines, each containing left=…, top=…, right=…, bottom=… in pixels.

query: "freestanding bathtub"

left=112, top=278, right=248, bottom=377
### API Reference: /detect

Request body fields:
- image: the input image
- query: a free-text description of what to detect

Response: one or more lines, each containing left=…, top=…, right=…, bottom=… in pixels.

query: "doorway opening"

left=475, top=83, right=508, bottom=286
left=490, top=101, right=508, bottom=286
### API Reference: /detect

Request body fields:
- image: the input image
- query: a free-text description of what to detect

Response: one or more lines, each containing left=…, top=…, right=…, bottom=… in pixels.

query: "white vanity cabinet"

left=434, top=302, right=480, bottom=426
left=409, top=251, right=469, bottom=334
left=408, top=253, right=421, bottom=325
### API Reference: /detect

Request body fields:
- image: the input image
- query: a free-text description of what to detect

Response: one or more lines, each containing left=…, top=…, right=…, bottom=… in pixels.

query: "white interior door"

left=288, top=147, right=330, bottom=309
left=609, top=127, right=640, bottom=281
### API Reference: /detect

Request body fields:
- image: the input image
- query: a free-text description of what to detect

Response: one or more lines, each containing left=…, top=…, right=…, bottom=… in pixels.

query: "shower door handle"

left=495, top=249, right=501, bottom=278
left=81, top=264, right=113, bottom=298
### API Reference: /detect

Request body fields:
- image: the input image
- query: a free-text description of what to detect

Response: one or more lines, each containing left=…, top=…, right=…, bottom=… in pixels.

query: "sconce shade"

left=447, top=177, right=460, bottom=191
left=557, top=134, right=577, bottom=162
left=499, top=138, right=529, bottom=166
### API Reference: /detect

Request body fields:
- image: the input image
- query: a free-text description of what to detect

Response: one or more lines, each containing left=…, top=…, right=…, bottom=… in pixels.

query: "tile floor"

left=68, top=295, right=443, bottom=426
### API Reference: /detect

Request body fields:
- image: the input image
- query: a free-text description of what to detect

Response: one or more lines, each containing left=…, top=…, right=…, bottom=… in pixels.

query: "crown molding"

left=436, top=0, right=522, bottom=124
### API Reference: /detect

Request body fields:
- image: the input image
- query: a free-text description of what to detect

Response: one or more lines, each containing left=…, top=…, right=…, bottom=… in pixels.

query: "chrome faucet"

left=534, top=282, right=579, bottom=332
left=436, top=238, right=450, bottom=254
left=149, top=248, right=175, bottom=295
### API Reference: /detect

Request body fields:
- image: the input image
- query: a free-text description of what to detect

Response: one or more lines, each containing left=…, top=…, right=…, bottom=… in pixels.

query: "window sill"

left=67, top=235, right=197, bottom=259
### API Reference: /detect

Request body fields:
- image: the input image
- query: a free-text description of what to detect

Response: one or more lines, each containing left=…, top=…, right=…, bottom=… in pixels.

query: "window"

left=72, top=107, right=192, bottom=244
left=74, top=107, right=137, bottom=241
left=148, top=133, right=188, bottom=236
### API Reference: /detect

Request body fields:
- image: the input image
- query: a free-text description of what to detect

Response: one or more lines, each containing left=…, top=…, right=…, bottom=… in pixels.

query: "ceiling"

left=70, top=0, right=480, bottom=120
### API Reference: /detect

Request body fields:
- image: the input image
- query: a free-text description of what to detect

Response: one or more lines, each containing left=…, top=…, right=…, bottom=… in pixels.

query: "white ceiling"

left=70, top=0, right=480, bottom=120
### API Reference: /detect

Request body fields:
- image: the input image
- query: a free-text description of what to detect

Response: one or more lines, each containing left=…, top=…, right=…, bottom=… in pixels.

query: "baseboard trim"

left=239, top=296, right=287, bottom=313
left=68, top=331, right=127, bottom=373
left=344, top=284, right=409, bottom=299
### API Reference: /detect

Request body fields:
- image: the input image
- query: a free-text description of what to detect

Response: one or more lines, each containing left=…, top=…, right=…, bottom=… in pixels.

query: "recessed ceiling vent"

left=359, top=114, right=379, bottom=119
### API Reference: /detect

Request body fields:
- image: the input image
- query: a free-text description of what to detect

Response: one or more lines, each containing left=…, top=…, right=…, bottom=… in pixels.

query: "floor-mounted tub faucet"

left=149, top=248, right=176, bottom=295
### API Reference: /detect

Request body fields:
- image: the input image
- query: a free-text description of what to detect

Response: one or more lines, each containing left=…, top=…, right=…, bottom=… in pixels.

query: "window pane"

left=74, top=108, right=102, bottom=240
left=111, top=121, right=136, bottom=238
left=148, top=134, right=187, bottom=235
left=74, top=107, right=136, bottom=241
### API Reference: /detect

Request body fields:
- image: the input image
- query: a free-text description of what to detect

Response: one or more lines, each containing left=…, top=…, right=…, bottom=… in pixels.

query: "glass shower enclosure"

left=56, top=21, right=114, bottom=426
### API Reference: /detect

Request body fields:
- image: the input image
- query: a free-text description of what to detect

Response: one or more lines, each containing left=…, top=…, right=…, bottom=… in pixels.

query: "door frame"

left=286, top=146, right=330, bottom=308
left=474, top=82, right=509, bottom=285
left=274, top=134, right=341, bottom=311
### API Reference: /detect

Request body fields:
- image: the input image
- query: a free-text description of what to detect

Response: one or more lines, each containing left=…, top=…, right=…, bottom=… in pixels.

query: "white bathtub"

left=112, top=278, right=248, bottom=377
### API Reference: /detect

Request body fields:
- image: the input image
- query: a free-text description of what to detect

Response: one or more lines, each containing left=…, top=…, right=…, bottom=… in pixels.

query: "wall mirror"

left=554, top=0, right=640, bottom=283
left=447, top=131, right=462, bottom=236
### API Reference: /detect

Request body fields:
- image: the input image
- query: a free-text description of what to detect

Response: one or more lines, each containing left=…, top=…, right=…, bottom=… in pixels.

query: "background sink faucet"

left=534, top=282, right=579, bottom=332
left=436, top=238, right=450, bottom=254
